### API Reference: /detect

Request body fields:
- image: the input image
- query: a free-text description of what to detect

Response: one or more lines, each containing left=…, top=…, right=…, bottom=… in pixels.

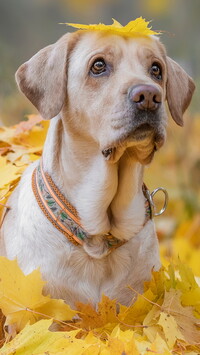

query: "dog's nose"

left=129, top=85, right=162, bottom=111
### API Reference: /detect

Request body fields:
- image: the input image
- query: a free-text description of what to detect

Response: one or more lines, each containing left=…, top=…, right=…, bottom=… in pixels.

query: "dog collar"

left=32, top=159, right=168, bottom=250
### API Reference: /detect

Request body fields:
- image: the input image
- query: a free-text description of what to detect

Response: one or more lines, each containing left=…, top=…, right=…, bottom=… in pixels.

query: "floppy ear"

left=166, top=57, right=195, bottom=126
left=15, top=33, right=78, bottom=119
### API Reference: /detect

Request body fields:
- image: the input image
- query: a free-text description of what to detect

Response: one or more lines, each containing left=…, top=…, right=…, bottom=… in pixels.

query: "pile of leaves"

left=0, top=257, right=199, bottom=354
left=0, top=115, right=200, bottom=354
left=0, top=115, right=49, bottom=222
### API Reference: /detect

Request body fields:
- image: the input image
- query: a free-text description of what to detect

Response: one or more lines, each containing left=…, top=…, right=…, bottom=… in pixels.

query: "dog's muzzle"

left=127, top=84, right=164, bottom=138
left=102, top=84, right=165, bottom=161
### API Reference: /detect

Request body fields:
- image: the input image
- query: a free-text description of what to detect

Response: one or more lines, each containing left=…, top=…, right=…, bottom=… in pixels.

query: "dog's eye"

left=91, top=59, right=106, bottom=75
left=150, top=63, right=162, bottom=80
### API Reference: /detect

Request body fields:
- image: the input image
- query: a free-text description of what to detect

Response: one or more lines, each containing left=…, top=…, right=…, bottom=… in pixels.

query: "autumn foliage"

left=0, top=115, right=200, bottom=354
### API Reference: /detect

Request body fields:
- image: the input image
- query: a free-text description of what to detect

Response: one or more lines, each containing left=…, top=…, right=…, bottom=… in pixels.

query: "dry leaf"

left=158, top=312, right=185, bottom=347
left=161, top=289, right=200, bottom=344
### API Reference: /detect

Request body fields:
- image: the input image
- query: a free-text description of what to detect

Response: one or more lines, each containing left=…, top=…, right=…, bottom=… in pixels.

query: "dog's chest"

left=48, top=246, right=132, bottom=304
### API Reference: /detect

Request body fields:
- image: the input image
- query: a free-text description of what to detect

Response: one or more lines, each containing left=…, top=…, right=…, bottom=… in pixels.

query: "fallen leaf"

left=161, top=289, right=200, bottom=344
left=0, top=319, right=80, bottom=355
left=77, top=295, right=118, bottom=330
left=0, top=156, right=22, bottom=189
left=158, top=312, right=185, bottom=348
left=0, top=257, right=76, bottom=332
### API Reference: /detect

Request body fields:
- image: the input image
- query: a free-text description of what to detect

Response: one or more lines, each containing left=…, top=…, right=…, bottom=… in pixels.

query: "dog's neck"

left=42, top=116, right=147, bottom=242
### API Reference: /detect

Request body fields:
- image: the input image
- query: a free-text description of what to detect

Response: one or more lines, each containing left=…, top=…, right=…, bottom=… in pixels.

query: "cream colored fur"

left=0, top=31, right=195, bottom=307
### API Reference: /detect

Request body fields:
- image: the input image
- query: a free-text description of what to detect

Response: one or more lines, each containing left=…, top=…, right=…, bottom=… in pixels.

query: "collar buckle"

left=145, top=187, right=168, bottom=217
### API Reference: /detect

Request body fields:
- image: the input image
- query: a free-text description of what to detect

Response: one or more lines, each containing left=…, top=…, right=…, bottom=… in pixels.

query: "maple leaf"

left=64, top=17, right=160, bottom=37
left=158, top=312, right=185, bottom=348
left=0, top=156, right=23, bottom=189
left=0, top=319, right=141, bottom=355
left=161, top=289, right=200, bottom=345
left=106, top=325, right=140, bottom=355
left=121, top=288, right=157, bottom=327
left=143, top=304, right=162, bottom=342
left=12, top=121, right=49, bottom=150
left=0, top=116, right=49, bottom=223
left=0, top=257, right=76, bottom=332
left=76, top=294, right=118, bottom=330
left=0, top=319, right=82, bottom=355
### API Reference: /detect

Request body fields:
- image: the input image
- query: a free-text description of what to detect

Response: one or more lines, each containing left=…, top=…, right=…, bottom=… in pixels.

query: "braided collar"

left=32, top=159, right=153, bottom=251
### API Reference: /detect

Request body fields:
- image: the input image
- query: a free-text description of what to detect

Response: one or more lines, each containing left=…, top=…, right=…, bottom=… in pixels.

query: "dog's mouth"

left=130, top=123, right=154, bottom=140
left=102, top=123, right=166, bottom=164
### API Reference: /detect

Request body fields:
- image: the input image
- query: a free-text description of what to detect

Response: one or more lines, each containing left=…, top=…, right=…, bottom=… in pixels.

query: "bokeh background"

left=0, top=0, right=200, bottom=273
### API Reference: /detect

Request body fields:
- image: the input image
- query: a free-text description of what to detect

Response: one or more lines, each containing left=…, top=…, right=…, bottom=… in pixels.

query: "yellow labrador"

left=0, top=30, right=195, bottom=306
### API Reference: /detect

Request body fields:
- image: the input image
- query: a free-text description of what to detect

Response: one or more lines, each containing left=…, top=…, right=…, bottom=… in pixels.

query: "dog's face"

left=16, top=31, right=195, bottom=164
left=66, top=32, right=169, bottom=164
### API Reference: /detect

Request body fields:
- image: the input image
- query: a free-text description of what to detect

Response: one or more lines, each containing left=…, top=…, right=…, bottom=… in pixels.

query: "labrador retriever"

left=0, top=30, right=195, bottom=307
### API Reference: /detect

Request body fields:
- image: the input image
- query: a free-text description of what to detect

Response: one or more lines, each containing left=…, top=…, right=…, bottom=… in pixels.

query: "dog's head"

left=16, top=31, right=195, bottom=164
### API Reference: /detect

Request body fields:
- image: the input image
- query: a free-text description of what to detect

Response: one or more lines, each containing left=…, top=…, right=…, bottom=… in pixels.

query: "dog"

left=0, top=29, right=195, bottom=307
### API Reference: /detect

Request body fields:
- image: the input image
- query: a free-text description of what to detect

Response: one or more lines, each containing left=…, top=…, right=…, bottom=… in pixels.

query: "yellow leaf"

left=143, top=304, right=161, bottom=342
left=0, top=257, right=76, bottom=331
left=181, top=288, right=200, bottom=307
left=158, top=312, right=185, bottom=348
left=122, top=289, right=156, bottom=326
left=0, top=156, right=22, bottom=189
left=97, top=294, right=117, bottom=325
left=0, top=181, right=20, bottom=222
left=176, top=262, right=199, bottom=290
left=0, top=126, right=16, bottom=145
left=65, top=17, right=160, bottom=37
left=144, top=267, right=167, bottom=294
left=77, top=294, right=118, bottom=331
left=106, top=325, right=140, bottom=355
left=12, top=121, right=49, bottom=150
left=162, top=289, right=200, bottom=345
left=0, top=319, right=82, bottom=355
left=146, top=333, right=171, bottom=355
left=76, top=302, right=101, bottom=329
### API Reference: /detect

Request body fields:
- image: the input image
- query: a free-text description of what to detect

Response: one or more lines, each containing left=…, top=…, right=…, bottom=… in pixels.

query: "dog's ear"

left=166, top=57, right=195, bottom=126
left=15, top=33, right=78, bottom=119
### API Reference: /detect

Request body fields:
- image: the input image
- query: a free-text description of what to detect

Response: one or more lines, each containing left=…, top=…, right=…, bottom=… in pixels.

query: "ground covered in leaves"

left=0, top=115, right=200, bottom=354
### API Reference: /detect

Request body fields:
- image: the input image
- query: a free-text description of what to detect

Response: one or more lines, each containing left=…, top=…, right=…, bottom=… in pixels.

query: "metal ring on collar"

left=150, top=187, right=169, bottom=217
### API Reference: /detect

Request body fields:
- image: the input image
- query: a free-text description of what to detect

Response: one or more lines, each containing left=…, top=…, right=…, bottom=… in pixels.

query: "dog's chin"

left=131, top=130, right=166, bottom=165
left=102, top=129, right=166, bottom=165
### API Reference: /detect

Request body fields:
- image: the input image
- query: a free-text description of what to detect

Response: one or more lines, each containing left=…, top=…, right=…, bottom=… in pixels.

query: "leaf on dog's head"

left=64, top=17, right=160, bottom=37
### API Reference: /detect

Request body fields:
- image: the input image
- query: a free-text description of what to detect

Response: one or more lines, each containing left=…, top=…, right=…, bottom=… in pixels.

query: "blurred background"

left=0, top=0, right=200, bottom=124
left=0, top=0, right=200, bottom=272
